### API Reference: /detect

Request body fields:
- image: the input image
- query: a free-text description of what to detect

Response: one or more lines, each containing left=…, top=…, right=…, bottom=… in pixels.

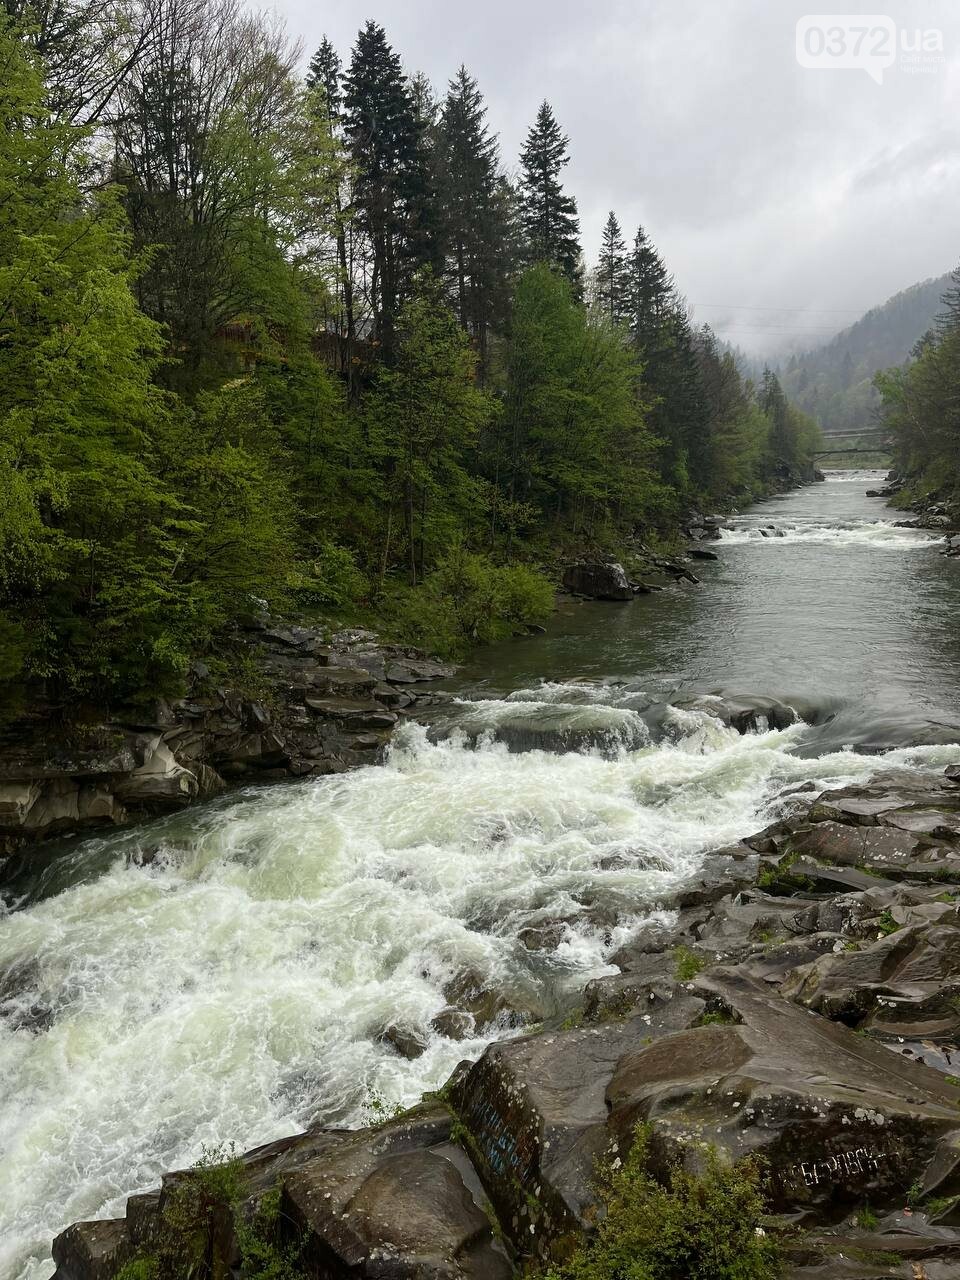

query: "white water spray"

left=1, top=703, right=958, bottom=1280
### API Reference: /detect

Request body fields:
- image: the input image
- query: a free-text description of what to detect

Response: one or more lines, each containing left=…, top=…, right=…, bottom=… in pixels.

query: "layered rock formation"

left=0, top=622, right=450, bottom=865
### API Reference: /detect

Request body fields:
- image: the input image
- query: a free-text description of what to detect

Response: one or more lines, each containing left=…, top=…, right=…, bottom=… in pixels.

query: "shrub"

left=289, top=540, right=369, bottom=608
left=116, top=1148, right=303, bottom=1280
left=673, top=944, right=705, bottom=981
left=382, top=547, right=554, bottom=657
left=542, top=1124, right=780, bottom=1280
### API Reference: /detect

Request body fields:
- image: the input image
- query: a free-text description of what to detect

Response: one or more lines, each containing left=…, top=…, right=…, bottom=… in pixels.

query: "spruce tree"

left=518, top=101, right=581, bottom=286
left=627, top=224, right=708, bottom=490
left=627, top=224, right=673, bottom=346
left=343, top=21, right=432, bottom=354
left=436, top=66, right=513, bottom=377
left=596, top=211, right=631, bottom=325
left=306, top=36, right=342, bottom=115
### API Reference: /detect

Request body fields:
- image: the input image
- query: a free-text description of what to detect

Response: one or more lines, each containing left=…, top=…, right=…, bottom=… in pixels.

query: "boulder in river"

left=561, top=561, right=634, bottom=600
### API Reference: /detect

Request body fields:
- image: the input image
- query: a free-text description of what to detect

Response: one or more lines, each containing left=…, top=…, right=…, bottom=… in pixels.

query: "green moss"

left=559, top=1009, right=584, bottom=1031
left=875, top=909, right=899, bottom=937
left=694, top=1010, right=738, bottom=1027
left=673, top=945, right=705, bottom=981
left=538, top=1124, right=780, bottom=1280
left=115, top=1148, right=304, bottom=1280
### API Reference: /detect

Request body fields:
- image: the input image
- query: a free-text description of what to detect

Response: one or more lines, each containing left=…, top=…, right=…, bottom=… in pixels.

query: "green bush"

left=116, top=1148, right=303, bottom=1280
left=382, top=546, right=553, bottom=657
left=289, top=539, right=369, bottom=608
left=543, top=1124, right=780, bottom=1280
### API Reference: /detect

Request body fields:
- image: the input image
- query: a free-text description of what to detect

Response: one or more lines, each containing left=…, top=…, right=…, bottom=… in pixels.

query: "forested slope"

left=0, top=1, right=821, bottom=719
left=781, top=273, right=952, bottom=435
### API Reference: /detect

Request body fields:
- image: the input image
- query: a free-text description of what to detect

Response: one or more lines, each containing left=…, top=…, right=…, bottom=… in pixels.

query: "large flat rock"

left=606, top=969, right=960, bottom=1216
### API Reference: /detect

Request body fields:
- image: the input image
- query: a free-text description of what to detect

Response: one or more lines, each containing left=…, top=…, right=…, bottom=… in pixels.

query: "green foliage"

left=855, top=1203, right=879, bottom=1230
left=115, top=1148, right=303, bottom=1280
left=673, top=945, right=705, bottom=981
left=0, top=5, right=837, bottom=723
left=877, top=268, right=960, bottom=492
left=381, top=547, right=553, bottom=657
left=365, top=279, right=496, bottom=586
left=876, top=909, right=899, bottom=937
left=542, top=1124, right=780, bottom=1280
left=518, top=102, right=581, bottom=285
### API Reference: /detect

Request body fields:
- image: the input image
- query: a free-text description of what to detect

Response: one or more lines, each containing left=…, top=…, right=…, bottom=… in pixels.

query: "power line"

left=691, top=301, right=864, bottom=314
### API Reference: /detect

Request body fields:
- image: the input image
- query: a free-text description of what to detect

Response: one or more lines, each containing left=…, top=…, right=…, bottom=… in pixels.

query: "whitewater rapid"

left=2, top=706, right=959, bottom=1280
left=719, top=522, right=939, bottom=548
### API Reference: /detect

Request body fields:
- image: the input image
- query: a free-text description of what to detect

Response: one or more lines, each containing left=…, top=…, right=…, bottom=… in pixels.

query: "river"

left=2, top=470, right=960, bottom=1280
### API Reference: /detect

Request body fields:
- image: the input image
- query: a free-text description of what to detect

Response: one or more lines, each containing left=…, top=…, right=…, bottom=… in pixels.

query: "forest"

left=0, top=0, right=823, bottom=716
left=877, top=266, right=960, bottom=495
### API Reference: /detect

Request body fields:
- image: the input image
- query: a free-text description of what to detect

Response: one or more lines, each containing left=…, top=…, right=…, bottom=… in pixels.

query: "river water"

left=2, top=471, right=960, bottom=1280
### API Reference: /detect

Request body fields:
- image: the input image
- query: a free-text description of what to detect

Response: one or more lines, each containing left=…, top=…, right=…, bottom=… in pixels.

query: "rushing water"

left=2, top=471, right=960, bottom=1280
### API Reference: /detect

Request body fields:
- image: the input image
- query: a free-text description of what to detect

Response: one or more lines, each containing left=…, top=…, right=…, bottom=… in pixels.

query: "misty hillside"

left=779, top=272, right=953, bottom=435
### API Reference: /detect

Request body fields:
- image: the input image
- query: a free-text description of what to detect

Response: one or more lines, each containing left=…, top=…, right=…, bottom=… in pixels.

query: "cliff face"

left=0, top=619, right=451, bottom=872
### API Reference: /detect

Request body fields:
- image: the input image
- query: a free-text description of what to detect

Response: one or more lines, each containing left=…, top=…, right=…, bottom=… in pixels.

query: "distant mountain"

left=779, top=272, right=953, bottom=436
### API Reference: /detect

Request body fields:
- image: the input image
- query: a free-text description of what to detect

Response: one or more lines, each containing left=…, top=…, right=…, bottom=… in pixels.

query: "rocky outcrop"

left=561, top=562, right=634, bottom=600
left=47, top=761, right=960, bottom=1279
left=0, top=623, right=451, bottom=865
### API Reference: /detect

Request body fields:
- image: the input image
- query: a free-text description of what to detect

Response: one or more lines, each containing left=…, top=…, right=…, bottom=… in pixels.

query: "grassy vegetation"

left=116, top=1148, right=303, bottom=1280
left=540, top=1124, right=780, bottom=1280
left=673, top=945, right=706, bottom=981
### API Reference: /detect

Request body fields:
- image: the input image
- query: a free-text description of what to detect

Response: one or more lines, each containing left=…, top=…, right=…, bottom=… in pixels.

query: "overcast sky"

left=269, top=0, right=959, bottom=355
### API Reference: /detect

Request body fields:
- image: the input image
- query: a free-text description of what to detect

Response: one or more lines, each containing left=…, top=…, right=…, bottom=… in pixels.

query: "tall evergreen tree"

left=306, top=35, right=359, bottom=388
left=518, top=101, right=581, bottom=286
left=627, top=224, right=673, bottom=346
left=342, top=22, right=434, bottom=355
left=306, top=36, right=342, bottom=113
left=626, top=224, right=707, bottom=489
left=595, top=212, right=630, bottom=325
left=436, top=66, right=513, bottom=378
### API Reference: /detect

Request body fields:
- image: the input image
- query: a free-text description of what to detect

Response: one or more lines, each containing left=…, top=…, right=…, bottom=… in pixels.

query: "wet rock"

left=670, top=852, right=760, bottom=907
left=783, top=1225, right=960, bottom=1278
left=113, top=740, right=198, bottom=809
left=606, top=968, right=960, bottom=1215
left=674, top=692, right=799, bottom=734
left=442, top=968, right=527, bottom=1030
left=379, top=1023, right=429, bottom=1060
left=449, top=1011, right=701, bottom=1254
left=430, top=1007, right=474, bottom=1040
left=384, top=658, right=452, bottom=683
left=561, top=561, right=634, bottom=601
left=280, top=1106, right=512, bottom=1278
left=51, top=1218, right=131, bottom=1280
left=688, top=545, right=719, bottom=560
left=783, top=920, right=960, bottom=1041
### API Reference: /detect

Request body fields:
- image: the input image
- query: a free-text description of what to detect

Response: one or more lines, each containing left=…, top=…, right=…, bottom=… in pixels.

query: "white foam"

left=719, top=521, right=938, bottom=549
left=1, top=716, right=957, bottom=1279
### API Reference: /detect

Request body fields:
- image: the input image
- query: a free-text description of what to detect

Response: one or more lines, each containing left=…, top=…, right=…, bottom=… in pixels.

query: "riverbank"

left=46, top=756, right=960, bottom=1280
left=0, top=623, right=455, bottom=870
left=0, top=478, right=821, bottom=867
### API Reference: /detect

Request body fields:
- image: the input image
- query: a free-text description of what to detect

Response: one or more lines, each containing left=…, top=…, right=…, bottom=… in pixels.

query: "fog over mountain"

left=779, top=272, right=953, bottom=434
